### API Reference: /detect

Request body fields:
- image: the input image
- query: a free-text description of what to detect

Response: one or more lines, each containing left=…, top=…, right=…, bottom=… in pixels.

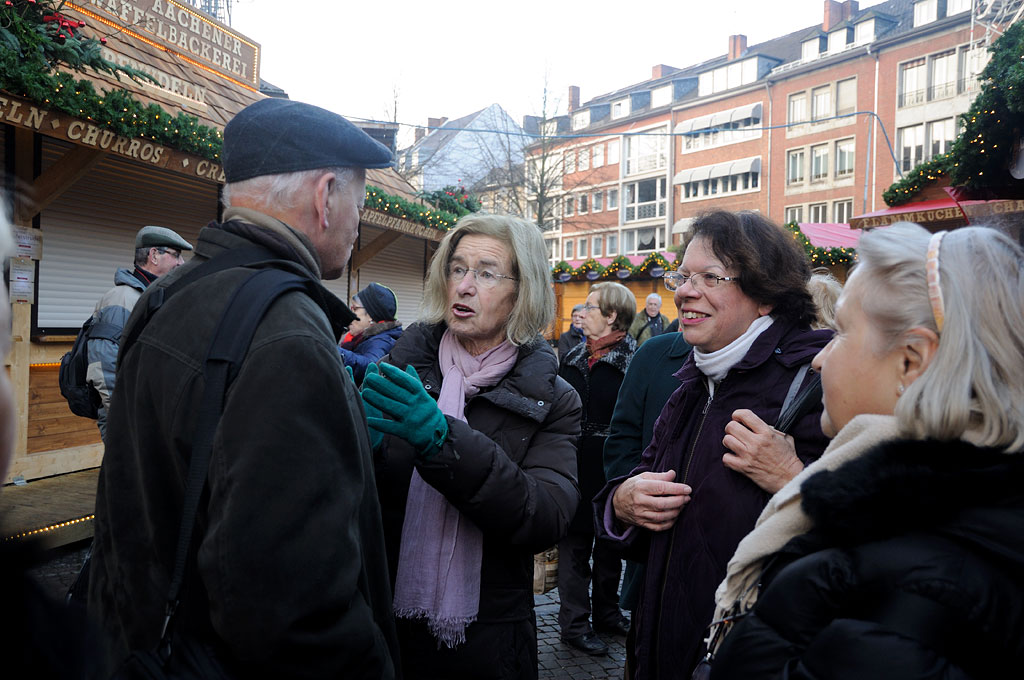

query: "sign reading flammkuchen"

left=69, top=0, right=259, bottom=87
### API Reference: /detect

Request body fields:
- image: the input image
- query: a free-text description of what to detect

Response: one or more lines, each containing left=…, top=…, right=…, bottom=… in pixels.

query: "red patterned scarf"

left=586, top=330, right=626, bottom=370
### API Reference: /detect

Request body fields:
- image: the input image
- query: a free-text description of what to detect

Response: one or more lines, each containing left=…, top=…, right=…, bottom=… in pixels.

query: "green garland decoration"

left=634, top=251, right=670, bottom=276
left=602, top=255, right=634, bottom=278
left=786, top=222, right=856, bottom=267
left=416, top=185, right=482, bottom=218
left=882, top=153, right=955, bottom=207
left=364, top=186, right=459, bottom=231
left=1, top=0, right=223, bottom=161
left=573, top=258, right=605, bottom=279
left=883, top=22, right=1024, bottom=205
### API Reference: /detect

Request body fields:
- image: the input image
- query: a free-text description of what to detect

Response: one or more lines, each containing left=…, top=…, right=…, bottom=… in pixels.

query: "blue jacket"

left=339, top=321, right=403, bottom=383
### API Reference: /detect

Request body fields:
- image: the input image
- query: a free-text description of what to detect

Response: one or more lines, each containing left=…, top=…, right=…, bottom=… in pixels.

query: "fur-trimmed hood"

left=801, top=438, right=1024, bottom=567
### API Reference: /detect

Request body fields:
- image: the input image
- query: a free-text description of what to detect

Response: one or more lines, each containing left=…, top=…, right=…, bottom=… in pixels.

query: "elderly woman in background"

left=593, top=210, right=832, bottom=679
left=339, top=282, right=403, bottom=383
left=709, top=223, right=1024, bottom=679
left=806, top=270, right=843, bottom=331
left=557, top=282, right=636, bottom=656
left=360, top=214, right=581, bottom=680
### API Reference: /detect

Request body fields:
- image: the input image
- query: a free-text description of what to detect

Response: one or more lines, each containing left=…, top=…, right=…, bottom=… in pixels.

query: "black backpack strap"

left=774, top=365, right=823, bottom=435
left=86, top=320, right=122, bottom=343
left=157, top=268, right=322, bottom=653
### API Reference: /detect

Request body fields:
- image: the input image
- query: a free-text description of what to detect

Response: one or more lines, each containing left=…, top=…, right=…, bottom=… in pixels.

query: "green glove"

left=361, top=362, right=449, bottom=459
left=359, top=362, right=385, bottom=451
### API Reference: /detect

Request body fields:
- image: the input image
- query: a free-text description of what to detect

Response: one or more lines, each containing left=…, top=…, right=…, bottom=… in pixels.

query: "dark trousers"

left=557, top=528, right=623, bottom=638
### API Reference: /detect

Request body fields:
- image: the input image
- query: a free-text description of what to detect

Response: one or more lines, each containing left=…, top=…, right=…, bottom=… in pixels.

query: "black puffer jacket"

left=711, top=438, right=1024, bottom=680
left=558, top=334, right=635, bottom=532
left=376, top=322, right=582, bottom=679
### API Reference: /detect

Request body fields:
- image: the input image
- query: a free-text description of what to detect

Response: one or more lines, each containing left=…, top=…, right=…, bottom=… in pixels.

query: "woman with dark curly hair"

left=593, top=210, right=832, bottom=679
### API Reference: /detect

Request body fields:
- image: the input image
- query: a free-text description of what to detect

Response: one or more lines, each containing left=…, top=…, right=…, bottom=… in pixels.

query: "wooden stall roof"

left=368, top=167, right=420, bottom=201
left=60, top=0, right=265, bottom=129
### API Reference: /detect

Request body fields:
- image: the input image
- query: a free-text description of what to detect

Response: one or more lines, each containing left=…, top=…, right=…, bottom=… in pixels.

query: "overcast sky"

left=230, top=0, right=887, bottom=146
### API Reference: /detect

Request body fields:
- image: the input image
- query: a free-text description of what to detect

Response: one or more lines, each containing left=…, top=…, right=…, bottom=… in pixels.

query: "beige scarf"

left=708, top=413, right=902, bottom=651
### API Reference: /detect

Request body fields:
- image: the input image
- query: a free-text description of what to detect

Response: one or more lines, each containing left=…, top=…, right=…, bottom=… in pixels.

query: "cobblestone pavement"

left=32, top=544, right=627, bottom=679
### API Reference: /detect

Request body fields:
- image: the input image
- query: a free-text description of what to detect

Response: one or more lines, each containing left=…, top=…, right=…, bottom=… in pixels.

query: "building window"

left=811, top=144, right=830, bottom=181
left=681, top=104, right=763, bottom=153
left=593, top=191, right=603, bottom=212
left=564, top=150, right=576, bottom=174
left=835, top=138, right=855, bottom=177
left=899, top=124, right=925, bottom=171
left=606, top=233, right=618, bottom=256
left=801, top=38, right=821, bottom=61
left=833, top=199, right=853, bottom=223
left=680, top=159, right=761, bottom=202
left=853, top=19, right=874, bottom=45
left=947, top=0, right=971, bottom=13
left=622, top=226, right=659, bottom=254
left=578, top=148, right=590, bottom=172
left=572, top=110, right=590, bottom=130
left=545, top=238, right=557, bottom=260
left=785, top=206, right=804, bottom=224
left=929, top=51, right=957, bottom=100
left=651, top=85, right=672, bottom=108
left=592, top=235, right=603, bottom=258
left=811, top=85, right=832, bottom=121
left=578, top=194, right=588, bottom=214
left=788, top=92, right=808, bottom=124
left=828, top=28, right=850, bottom=53
left=836, top=78, right=856, bottom=116
left=913, top=0, right=937, bottom=27
left=929, top=118, right=956, bottom=159
left=612, top=99, right=630, bottom=119
left=564, top=240, right=574, bottom=260
left=787, top=149, right=805, bottom=184
left=578, top=239, right=588, bottom=259
left=809, top=202, right=828, bottom=222
left=625, top=127, right=668, bottom=176
left=624, top=178, right=667, bottom=222
left=899, top=58, right=926, bottom=107
left=607, top=188, right=619, bottom=210
left=564, top=195, right=574, bottom=216
left=593, top=144, right=604, bottom=167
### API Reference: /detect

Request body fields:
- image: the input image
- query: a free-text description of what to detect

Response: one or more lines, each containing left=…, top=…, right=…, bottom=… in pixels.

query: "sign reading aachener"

left=70, top=0, right=259, bottom=86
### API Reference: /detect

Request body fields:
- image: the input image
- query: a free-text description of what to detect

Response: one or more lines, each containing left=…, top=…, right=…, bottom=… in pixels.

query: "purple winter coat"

left=593, top=319, right=832, bottom=680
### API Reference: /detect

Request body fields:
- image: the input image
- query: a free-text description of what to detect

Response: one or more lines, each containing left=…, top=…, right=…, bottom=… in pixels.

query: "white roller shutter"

left=354, top=225, right=429, bottom=327
left=37, top=138, right=217, bottom=330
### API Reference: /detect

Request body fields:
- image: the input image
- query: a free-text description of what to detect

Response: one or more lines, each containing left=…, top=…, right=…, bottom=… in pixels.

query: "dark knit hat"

left=356, top=283, right=397, bottom=322
left=222, top=98, right=394, bottom=183
left=135, top=226, right=193, bottom=251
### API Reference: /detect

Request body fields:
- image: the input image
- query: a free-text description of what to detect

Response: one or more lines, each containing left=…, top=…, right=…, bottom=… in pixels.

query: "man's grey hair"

left=420, top=214, right=554, bottom=346
left=221, top=167, right=361, bottom=211
left=646, top=293, right=662, bottom=304
left=134, top=247, right=151, bottom=267
left=853, top=222, right=1024, bottom=451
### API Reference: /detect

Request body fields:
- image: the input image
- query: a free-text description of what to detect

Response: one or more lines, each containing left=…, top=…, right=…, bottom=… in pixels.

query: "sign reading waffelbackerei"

left=69, top=0, right=259, bottom=86
left=0, top=92, right=226, bottom=184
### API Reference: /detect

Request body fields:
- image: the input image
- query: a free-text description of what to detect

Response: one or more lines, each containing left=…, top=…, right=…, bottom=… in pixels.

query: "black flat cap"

left=222, top=99, right=394, bottom=183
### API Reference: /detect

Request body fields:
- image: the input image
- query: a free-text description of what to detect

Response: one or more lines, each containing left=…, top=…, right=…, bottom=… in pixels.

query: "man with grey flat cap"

left=88, top=98, right=400, bottom=679
left=87, top=225, right=192, bottom=439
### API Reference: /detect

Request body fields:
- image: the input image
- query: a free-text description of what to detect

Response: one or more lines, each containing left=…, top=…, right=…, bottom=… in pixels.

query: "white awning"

left=709, top=162, right=732, bottom=179
left=729, top=157, right=762, bottom=175
left=674, top=167, right=695, bottom=184
left=710, top=110, right=732, bottom=128
left=730, top=102, right=762, bottom=122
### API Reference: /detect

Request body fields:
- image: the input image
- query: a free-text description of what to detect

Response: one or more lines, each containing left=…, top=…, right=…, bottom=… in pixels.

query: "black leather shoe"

left=563, top=631, right=609, bottom=656
left=595, top=616, right=630, bottom=637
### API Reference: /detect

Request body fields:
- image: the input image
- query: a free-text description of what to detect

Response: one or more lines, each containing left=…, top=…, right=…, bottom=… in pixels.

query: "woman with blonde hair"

left=710, top=222, right=1024, bottom=679
left=361, top=213, right=581, bottom=679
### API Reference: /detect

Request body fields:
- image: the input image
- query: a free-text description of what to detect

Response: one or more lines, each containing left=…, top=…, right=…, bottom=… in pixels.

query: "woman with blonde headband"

left=708, top=222, right=1024, bottom=679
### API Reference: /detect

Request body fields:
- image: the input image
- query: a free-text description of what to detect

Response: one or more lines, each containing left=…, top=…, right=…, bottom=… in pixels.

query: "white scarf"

left=693, top=315, right=775, bottom=390
left=708, top=414, right=902, bottom=651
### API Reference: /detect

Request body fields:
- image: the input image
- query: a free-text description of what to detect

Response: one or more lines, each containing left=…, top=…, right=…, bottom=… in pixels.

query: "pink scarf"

left=393, top=329, right=519, bottom=647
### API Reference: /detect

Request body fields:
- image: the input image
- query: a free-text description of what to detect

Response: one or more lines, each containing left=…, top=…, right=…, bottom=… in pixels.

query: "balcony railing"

left=898, top=88, right=927, bottom=107
left=624, top=201, right=666, bottom=222
left=929, top=81, right=957, bottom=100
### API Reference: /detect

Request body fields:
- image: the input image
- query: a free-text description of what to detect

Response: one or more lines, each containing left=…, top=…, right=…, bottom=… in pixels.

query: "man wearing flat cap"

left=88, top=99, right=400, bottom=679
left=87, top=225, right=192, bottom=439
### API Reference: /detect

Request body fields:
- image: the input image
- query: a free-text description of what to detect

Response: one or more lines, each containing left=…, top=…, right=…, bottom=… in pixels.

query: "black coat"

left=376, top=322, right=582, bottom=679
left=712, top=438, right=1024, bottom=680
left=558, top=334, right=636, bottom=532
left=88, top=218, right=399, bottom=678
